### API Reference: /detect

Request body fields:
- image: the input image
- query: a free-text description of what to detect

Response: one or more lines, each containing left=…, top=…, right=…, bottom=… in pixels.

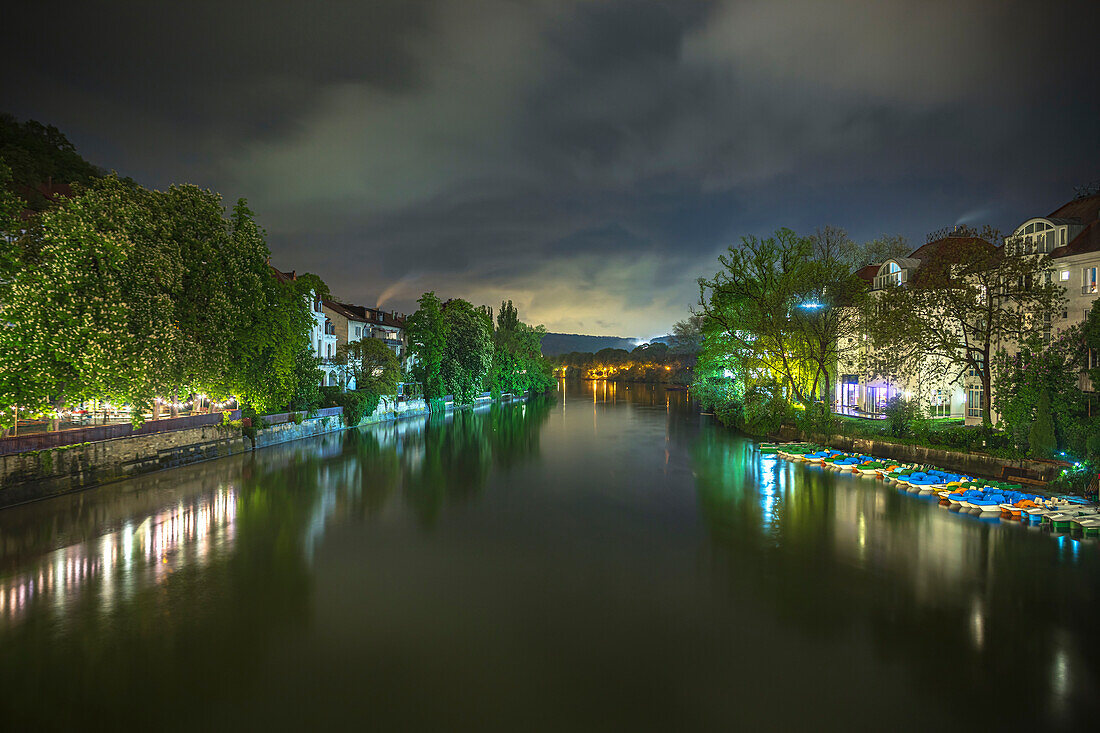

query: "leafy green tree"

left=223, top=199, right=308, bottom=412
left=867, top=226, right=1063, bottom=426
left=698, top=227, right=869, bottom=407
left=441, top=298, right=493, bottom=406
left=406, top=292, right=448, bottom=399
left=992, top=330, right=1086, bottom=453
left=488, top=300, right=553, bottom=397
left=287, top=348, right=323, bottom=412
left=339, top=337, right=402, bottom=395
left=0, top=114, right=103, bottom=211
left=0, top=176, right=182, bottom=426
left=1029, top=388, right=1056, bottom=458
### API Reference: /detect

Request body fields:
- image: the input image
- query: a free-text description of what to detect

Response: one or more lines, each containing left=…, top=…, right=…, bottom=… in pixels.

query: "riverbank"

left=775, top=425, right=1068, bottom=484
left=0, top=392, right=531, bottom=510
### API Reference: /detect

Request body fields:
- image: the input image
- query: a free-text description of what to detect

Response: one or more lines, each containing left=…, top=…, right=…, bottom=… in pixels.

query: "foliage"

left=487, top=300, right=555, bottom=397
left=742, top=383, right=791, bottom=436
left=1028, top=388, right=1056, bottom=458
left=406, top=292, right=448, bottom=399
left=323, top=388, right=380, bottom=427
left=337, top=337, right=401, bottom=395
left=697, top=227, right=871, bottom=408
left=0, top=175, right=317, bottom=427
left=992, top=330, right=1086, bottom=454
left=0, top=113, right=103, bottom=211
left=866, top=226, right=1064, bottom=426
left=287, top=348, right=323, bottom=412
left=1048, top=460, right=1099, bottom=498
left=552, top=344, right=687, bottom=383
left=440, top=299, right=493, bottom=406
left=882, top=396, right=923, bottom=438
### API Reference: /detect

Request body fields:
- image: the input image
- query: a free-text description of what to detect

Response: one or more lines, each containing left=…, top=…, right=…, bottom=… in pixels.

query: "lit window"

left=1061, top=271, right=1070, bottom=281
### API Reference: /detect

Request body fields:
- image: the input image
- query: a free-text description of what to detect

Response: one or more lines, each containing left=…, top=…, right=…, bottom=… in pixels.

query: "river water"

left=1, top=381, right=1097, bottom=730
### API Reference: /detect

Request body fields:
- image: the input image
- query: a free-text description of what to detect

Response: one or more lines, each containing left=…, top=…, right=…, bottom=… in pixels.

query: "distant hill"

left=540, top=333, right=638, bottom=356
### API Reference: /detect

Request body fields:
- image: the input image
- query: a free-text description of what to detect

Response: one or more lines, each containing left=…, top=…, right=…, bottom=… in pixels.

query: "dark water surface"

left=1, top=382, right=1098, bottom=730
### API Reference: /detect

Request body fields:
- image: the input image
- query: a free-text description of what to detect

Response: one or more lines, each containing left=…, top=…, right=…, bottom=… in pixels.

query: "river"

left=1, top=381, right=1097, bottom=730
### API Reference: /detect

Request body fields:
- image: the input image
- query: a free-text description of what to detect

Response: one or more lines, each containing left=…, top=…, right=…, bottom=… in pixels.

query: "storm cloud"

left=4, top=0, right=1097, bottom=336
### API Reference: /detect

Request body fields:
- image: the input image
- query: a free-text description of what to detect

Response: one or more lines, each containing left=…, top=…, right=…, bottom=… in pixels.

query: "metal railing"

left=0, top=410, right=241, bottom=456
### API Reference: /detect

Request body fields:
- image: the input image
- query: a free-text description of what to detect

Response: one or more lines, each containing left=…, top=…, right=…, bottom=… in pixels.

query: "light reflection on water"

left=0, top=488, right=237, bottom=623
left=0, top=383, right=1097, bottom=730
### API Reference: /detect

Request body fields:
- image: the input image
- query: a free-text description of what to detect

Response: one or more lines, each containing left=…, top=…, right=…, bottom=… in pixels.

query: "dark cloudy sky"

left=4, top=1, right=1098, bottom=337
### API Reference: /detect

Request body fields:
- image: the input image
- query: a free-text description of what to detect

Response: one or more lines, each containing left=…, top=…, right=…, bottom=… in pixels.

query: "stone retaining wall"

left=0, top=425, right=249, bottom=509
left=1, top=394, right=531, bottom=509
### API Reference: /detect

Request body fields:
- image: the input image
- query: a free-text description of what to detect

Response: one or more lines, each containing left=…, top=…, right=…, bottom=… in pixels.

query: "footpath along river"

left=0, top=381, right=1097, bottom=730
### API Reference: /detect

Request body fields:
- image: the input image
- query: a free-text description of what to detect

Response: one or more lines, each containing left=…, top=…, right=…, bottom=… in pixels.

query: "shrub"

left=291, top=411, right=305, bottom=425
left=797, top=402, right=839, bottom=437
left=882, top=397, right=922, bottom=438
left=1028, top=389, right=1056, bottom=458
left=1049, top=459, right=1099, bottom=498
left=742, top=385, right=789, bottom=436
left=325, top=389, right=381, bottom=427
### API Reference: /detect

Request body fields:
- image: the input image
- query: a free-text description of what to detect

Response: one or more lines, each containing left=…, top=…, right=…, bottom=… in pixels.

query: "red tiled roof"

left=1047, top=192, right=1100, bottom=223
left=269, top=265, right=297, bottom=284
left=321, top=300, right=405, bottom=328
left=1046, top=192, right=1100, bottom=259
left=907, top=235, right=992, bottom=263
left=854, top=264, right=878, bottom=284
left=1051, top=220, right=1100, bottom=259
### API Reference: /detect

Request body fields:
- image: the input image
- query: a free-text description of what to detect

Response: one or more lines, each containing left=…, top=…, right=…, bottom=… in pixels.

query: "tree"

left=339, top=337, right=401, bottom=395
left=1029, top=388, right=1056, bottom=458
left=287, top=348, right=324, bottom=412
left=670, top=314, right=705, bottom=355
left=0, top=176, right=182, bottom=426
left=867, top=226, right=1064, bottom=426
left=697, top=227, right=869, bottom=407
left=0, top=114, right=103, bottom=211
left=406, top=292, right=448, bottom=399
left=441, top=298, right=493, bottom=406
left=488, top=300, right=553, bottom=396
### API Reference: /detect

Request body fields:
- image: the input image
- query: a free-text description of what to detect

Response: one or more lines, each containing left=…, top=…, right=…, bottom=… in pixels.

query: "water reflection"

left=0, top=387, right=1097, bottom=729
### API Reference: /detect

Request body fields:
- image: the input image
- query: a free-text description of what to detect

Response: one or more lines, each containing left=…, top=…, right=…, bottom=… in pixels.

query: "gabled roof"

left=1047, top=191, right=1100, bottom=223
left=907, top=235, right=991, bottom=264
left=269, top=265, right=296, bottom=284
left=1048, top=192, right=1100, bottom=259
left=322, top=299, right=367, bottom=323
left=1051, top=220, right=1100, bottom=259
left=854, top=264, right=878, bottom=285
left=322, top=300, right=406, bottom=328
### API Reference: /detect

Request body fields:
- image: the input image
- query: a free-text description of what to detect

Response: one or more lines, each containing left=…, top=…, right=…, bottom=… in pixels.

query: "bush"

left=742, top=385, right=789, bottom=436
left=324, top=389, right=381, bottom=427
left=882, top=397, right=922, bottom=438
left=713, top=397, right=744, bottom=428
left=797, top=402, right=839, bottom=437
left=1028, top=389, right=1056, bottom=458
left=1049, top=459, right=1099, bottom=498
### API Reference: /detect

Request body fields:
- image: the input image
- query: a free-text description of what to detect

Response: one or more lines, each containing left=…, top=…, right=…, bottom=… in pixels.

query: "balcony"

left=1082, top=285, right=1098, bottom=296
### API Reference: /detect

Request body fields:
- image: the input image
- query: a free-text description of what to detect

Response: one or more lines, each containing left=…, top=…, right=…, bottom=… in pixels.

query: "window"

left=1061, top=270, right=1070, bottom=281
left=1084, top=268, right=1098, bottom=294
left=355, top=326, right=361, bottom=337
left=1061, top=228, right=1066, bottom=246
left=967, top=387, right=983, bottom=418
